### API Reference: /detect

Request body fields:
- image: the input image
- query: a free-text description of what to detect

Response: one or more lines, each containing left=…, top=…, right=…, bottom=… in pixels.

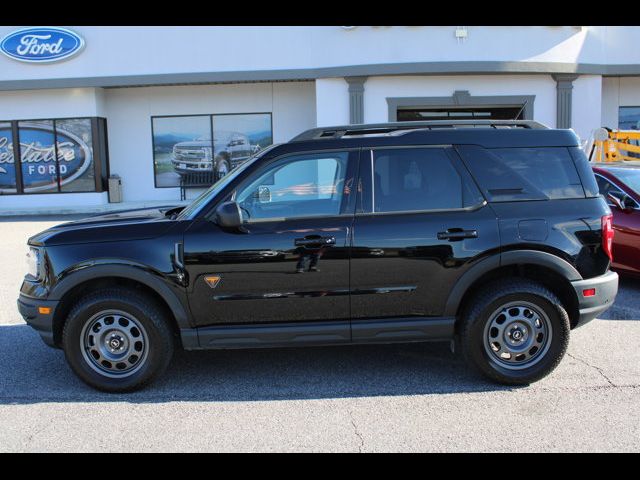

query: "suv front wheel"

left=62, top=288, right=175, bottom=392
left=459, top=279, right=570, bottom=385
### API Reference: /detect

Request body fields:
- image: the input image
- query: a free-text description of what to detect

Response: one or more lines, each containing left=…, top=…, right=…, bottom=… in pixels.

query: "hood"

left=29, top=205, right=184, bottom=246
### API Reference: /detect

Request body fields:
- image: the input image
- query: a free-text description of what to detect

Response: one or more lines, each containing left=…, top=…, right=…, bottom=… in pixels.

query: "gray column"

left=345, top=76, right=367, bottom=124
left=552, top=74, right=579, bottom=129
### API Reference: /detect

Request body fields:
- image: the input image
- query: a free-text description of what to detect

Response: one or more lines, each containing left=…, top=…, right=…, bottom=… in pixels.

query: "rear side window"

left=456, top=145, right=585, bottom=201
left=370, top=148, right=483, bottom=213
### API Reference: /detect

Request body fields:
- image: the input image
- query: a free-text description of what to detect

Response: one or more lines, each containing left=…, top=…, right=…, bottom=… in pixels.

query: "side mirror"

left=214, top=201, right=244, bottom=229
left=258, top=186, right=271, bottom=203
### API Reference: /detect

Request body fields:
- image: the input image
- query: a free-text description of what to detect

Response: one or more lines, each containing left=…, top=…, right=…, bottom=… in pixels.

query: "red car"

left=592, top=161, right=640, bottom=276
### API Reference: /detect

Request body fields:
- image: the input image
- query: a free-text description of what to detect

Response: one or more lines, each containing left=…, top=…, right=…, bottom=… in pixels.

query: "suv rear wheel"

left=62, top=288, right=175, bottom=392
left=459, top=279, right=570, bottom=385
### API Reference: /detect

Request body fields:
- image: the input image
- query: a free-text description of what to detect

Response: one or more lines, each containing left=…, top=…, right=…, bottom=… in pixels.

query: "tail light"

left=601, top=214, right=614, bottom=261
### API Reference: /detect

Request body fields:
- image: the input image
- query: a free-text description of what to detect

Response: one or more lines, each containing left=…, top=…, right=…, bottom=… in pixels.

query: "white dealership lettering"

left=20, top=141, right=76, bottom=164
left=27, top=164, right=67, bottom=175
left=0, top=138, right=76, bottom=173
left=16, top=34, right=64, bottom=56
left=0, top=137, right=10, bottom=173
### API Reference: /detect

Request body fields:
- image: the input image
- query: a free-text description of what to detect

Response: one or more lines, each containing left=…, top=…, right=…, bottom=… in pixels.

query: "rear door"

left=350, top=146, right=499, bottom=320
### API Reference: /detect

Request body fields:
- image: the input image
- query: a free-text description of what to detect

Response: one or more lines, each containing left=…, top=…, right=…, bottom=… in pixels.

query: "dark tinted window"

left=457, top=145, right=585, bottom=201
left=372, top=148, right=482, bottom=213
left=569, top=147, right=599, bottom=198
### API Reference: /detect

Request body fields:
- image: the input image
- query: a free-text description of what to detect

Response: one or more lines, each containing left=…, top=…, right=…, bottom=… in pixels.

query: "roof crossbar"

left=291, top=120, right=549, bottom=142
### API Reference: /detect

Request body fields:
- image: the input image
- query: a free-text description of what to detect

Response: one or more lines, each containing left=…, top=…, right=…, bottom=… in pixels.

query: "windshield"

left=607, top=167, right=640, bottom=195
left=176, top=144, right=280, bottom=220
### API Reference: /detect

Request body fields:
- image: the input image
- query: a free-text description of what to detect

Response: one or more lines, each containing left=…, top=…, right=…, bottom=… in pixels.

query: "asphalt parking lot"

left=1, top=216, right=639, bottom=452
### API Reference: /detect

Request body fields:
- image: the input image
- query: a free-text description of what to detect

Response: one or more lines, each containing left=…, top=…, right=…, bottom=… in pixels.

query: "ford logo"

left=0, top=123, right=92, bottom=193
left=0, top=27, right=84, bottom=63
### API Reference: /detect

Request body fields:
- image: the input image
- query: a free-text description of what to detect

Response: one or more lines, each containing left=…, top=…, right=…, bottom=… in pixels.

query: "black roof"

left=286, top=120, right=580, bottom=150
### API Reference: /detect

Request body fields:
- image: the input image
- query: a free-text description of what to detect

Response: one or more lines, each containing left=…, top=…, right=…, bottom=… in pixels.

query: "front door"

left=350, top=146, right=499, bottom=320
left=183, top=149, right=358, bottom=326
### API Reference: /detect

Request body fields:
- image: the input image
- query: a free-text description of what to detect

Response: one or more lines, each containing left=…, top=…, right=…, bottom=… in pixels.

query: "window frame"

left=221, top=148, right=360, bottom=224
left=356, top=145, right=487, bottom=217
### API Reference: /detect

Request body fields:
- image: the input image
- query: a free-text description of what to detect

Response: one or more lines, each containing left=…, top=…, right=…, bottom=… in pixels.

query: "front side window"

left=371, top=148, right=481, bottom=213
left=235, top=152, right=350, bottom=221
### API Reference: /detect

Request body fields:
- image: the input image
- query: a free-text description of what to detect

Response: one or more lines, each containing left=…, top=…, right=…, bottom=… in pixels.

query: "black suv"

left=18, top=120, right=619, bottom=392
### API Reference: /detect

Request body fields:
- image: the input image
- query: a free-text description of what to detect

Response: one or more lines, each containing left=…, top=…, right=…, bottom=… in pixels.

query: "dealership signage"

left=0, top=27, right=84, bottom=63
left=0, top=123, right=92, bottom=192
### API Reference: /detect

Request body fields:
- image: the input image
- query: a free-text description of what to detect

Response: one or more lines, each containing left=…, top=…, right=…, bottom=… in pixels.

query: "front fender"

left=48, top=262, right=191, bottom=330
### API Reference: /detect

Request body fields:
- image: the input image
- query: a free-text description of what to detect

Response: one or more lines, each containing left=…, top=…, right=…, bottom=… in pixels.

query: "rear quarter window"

left=455, top=145, right=586, bottom=202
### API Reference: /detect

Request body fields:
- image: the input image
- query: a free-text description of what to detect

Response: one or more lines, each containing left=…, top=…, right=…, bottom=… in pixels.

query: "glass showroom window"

left=0, top=117, right=108, bottom=195
left=0, top=122, right=17, bottom=194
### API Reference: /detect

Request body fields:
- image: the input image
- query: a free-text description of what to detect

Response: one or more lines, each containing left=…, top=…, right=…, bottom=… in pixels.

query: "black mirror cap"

left=215, top=201, right=243, bottom=228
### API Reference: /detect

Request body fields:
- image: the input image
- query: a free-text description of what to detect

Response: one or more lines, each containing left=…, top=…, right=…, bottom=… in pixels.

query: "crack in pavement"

left=348, top=410, right=365, bottom=453
left=566, top=352, right=617, bottom=387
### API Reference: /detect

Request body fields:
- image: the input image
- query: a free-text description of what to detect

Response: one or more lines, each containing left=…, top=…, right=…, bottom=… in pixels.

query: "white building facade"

left=1, top=25, right=639, bottom=212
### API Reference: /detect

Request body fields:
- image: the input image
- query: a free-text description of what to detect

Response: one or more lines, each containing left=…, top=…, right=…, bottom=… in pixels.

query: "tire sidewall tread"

left=62, top=288, right=174, bottom=393
left=459, top=278, right=570, bottom=385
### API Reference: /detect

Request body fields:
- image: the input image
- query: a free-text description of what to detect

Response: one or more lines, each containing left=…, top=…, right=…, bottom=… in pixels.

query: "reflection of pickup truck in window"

left=171, top=131, right=253, bottom=179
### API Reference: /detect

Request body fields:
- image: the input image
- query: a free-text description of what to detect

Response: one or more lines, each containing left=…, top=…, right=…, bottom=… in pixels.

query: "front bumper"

left=171, top=157, right=212, bottom=174
left=570, top=270, right=619, bottom=328
left=17, top=294, right=59, bottom=348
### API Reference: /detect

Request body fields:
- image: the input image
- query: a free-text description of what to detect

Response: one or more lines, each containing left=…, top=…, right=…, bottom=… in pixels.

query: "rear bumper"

left=570, top=270, right=619, bottom=328
left=17, top=294, right=59, bottom=348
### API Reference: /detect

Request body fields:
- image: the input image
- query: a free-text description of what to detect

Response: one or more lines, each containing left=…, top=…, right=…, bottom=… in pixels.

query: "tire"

left=458, top=279, right=570, bottom=385
left=214, top=156, right=230, bottom=180
left=62, top=288, right=175, bottom=392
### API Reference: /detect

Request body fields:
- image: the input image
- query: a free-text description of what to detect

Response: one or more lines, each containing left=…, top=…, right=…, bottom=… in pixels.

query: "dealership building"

left=1, top=25, right=640, bottom=214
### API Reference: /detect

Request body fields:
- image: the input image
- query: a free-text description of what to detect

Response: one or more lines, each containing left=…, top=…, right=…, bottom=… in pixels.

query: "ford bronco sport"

left=18, top=120, right=619, bottom=392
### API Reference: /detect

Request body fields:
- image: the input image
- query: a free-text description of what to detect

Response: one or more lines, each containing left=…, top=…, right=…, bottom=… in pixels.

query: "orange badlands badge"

left=204, top=275, right=222, bottom=289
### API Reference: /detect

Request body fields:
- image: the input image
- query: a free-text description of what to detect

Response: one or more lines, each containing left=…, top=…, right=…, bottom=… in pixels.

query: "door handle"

left=437, top=229, right=478, bottom=241
left=295, top=236, right=336, bottom=247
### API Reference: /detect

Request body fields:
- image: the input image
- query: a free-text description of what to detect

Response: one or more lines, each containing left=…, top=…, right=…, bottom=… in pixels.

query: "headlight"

left=202, top=147, right=213, bottom=161
left=26, top=246, right=43, bottom=280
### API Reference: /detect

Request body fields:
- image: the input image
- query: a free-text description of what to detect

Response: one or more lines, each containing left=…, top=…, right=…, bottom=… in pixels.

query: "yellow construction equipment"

left=589, top=127, right=640, bottom=162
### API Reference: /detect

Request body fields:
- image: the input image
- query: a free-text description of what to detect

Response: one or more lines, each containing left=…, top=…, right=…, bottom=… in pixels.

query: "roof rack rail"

left=290, top=120, right=550, bottom=142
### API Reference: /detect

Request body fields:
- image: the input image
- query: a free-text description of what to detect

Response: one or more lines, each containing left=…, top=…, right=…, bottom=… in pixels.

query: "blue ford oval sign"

left=0, top=27, right=84, bottom=63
